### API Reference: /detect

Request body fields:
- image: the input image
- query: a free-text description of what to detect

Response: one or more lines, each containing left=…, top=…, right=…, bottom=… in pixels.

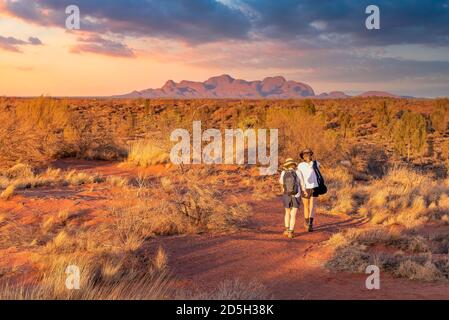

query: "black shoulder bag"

left=312, top=161, right=327, bottom=196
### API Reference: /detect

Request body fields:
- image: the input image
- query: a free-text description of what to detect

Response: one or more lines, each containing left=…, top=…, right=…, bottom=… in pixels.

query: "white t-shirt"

left=296, top=161, right=320, bottom=190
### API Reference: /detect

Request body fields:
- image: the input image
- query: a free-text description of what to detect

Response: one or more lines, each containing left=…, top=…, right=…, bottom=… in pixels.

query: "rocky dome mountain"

left=316, top=91, right=351, bottom=99
left=357, top=91, right=400, bottom=98
left=115, top=75, right=402, bottom=99
left=116, top=75, right=315, bottom=99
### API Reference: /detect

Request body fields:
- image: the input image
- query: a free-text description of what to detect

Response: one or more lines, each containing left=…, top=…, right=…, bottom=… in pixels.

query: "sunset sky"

left=1, top=0, right=449, bottom=97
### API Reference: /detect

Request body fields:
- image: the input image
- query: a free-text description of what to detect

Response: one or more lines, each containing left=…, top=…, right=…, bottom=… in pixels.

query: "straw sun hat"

left=282, top=158, right=297, bottom=169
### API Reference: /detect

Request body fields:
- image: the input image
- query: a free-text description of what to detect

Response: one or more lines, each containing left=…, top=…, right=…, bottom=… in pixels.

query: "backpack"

left=312, top=161, right=327, bottom=196
left=283, top=170, right=299, bottom=195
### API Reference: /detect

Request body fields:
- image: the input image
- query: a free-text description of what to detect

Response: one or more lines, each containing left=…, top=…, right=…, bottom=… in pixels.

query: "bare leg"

left=284, top=208, right=291, bottom=229
left=289, top=207, right=298, bottom=231
left=309, top=197, right=316, bottom=218
left=302, top=197, right=310, bottom=219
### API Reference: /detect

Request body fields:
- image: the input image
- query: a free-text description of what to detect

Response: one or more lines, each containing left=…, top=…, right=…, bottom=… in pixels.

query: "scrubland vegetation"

left=0, top=161, right=252, bottom=299
left=324, top=166, right=449, bottom=282
left=0, top=96, right=449, bottom=298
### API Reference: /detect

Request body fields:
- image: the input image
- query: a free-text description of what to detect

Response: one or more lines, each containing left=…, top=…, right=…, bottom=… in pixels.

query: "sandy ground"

left=2, top=160, right=449, bottom=299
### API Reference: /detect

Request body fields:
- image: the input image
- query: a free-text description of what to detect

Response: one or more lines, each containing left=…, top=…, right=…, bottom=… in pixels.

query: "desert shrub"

left=441, top=140, right=449, bottom=160
left=238, top=115, right=261, bottom=129
left=374, top=102, right=394, bottom=138
left=62, top=110, right=125, bottom=160
left=391, top=111, right=427, bottom=161
left=301, top=99, right=316, bottom=115
left=0, top=98, right=128, bottom=166
left=0, top=110, right=50, bottom=167
left=395, top=257, right=444, bottom=282
left=159, top=171, right=252, bottom=232
left=430, top=99, right=449, bottom=134
left=337, top=111, right=354, bottom=138
left=392, top=235, right=430, bottom=253
left=325, top=229, right=447, bottom=282
left=435, top=258, right=449, bottom=278
left=266, top=108, right=341, bottom=162
left=325, top=244, right=371, bottom=273
left=105, top=171, right=251, bottom=239
left=15, top=96, right=69, bottom=128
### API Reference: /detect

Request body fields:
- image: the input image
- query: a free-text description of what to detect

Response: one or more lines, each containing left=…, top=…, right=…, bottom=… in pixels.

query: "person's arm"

left=296, top=166, right=307, bottom=195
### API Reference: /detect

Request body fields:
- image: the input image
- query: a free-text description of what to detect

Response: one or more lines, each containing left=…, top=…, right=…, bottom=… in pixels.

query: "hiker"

left=297, top=149, right=323, bottom=232
left=279, top=158, right=301, bottom=239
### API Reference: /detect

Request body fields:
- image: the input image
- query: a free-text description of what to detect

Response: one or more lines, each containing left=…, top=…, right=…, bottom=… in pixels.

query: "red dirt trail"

left=153, top=200, right=449, bottom=300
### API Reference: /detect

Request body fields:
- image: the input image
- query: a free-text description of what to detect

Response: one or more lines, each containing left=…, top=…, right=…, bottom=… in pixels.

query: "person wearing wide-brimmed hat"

left=297, top=148, right=320, bottom=232
left=279, top=158, right=301, bottom=239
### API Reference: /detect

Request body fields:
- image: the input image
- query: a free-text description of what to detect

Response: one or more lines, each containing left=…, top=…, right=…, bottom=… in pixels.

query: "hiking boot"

left=283, top=229, right=290, bottom=237
left=304, top=218, right=309, bottom=229
left=308, top=218, right=314, bottom=232
left=288, top=230, right=295, bottom=239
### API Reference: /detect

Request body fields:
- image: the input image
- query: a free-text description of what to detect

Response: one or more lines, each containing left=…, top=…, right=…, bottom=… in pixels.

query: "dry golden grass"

left=0, top=164, right=255, bottom=299
left=0, top=185, right=15, bottom=200
left=324, top=165, right=449, bottom=282
left=107, top=170, right=252, bottom=239
left=0, top=200, right=176, bottom=299
left=0, top=253, right=172, bottom=300
left=318, top=166, right=357, bottom=215
left=362, top=167, right=449, bottom=228
left=0, top=164, right=104, bottom=192
left=127, top=140, right=170, bottom=167
left=106, top=175, right=129, bottom=187
left=154, top=246, right=168, bottom=271
left=65, top=170, right=104, bottom=186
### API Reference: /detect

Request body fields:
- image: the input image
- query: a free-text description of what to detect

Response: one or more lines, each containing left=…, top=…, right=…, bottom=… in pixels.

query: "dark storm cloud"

left=2, top=0, right=252, bottom=43
left=0, top=35, right=43, bottom=52
left=242, top=0, right=449, bottom=46
left=3, top=0, right=448, bottom=46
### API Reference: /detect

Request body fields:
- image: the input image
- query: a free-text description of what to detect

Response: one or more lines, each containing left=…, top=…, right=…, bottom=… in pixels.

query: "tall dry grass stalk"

left=126, top=140, right=170, bottom=167
left=0, top=185, right=15, bottom=200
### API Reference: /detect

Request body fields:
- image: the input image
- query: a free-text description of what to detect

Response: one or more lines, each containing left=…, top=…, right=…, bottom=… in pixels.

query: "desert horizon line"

left=1, top=74, right=446, bottom=99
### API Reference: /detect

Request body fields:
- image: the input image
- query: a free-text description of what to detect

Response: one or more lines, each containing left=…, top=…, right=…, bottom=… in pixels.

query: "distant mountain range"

left=114, top=75, right=402, bottom=99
